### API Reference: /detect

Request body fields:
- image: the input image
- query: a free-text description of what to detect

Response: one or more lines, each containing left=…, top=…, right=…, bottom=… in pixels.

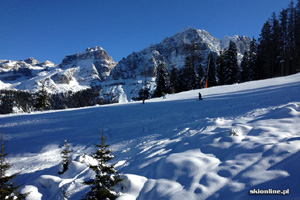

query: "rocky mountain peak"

left=24, top=57, right=40, bottom=65
left=60, top=46, right=116, bottom=81
left=85, top=46, right=104, bottom=52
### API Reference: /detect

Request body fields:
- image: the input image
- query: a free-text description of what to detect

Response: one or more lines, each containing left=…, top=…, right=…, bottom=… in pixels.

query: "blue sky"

left=0, top=0, right=291, bottom=64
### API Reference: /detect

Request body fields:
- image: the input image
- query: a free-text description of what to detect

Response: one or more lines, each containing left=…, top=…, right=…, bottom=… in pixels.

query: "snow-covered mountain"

left=0, top=27, right=250, bottom=101
left=103, top=27, right=251, bottom=102
left=0, top=47, right=116, bottom=93
left=2, top=73, right=300, bottom=199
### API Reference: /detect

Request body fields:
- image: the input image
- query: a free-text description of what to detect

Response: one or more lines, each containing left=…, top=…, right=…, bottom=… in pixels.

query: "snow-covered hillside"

left=1, top=73, right=300, bottom=199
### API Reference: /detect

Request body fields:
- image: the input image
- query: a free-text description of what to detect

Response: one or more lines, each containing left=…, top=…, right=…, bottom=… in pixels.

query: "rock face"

left=60, top=46, right=116, bottom=80
left=111, top=27, right=221, bottom=81
left=0, top=27, right=251, bottom=102
left=220, top=35, right=251, bottom=54
left=220, top=35, right=252, bottom=62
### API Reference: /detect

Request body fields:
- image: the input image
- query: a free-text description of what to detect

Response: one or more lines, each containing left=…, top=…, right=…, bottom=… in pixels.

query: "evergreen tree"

left=137, top=86, right=150, bottom=102
left=197, top=64, right=205, bottom=88
left=180, top=56, right=198, bottom=91
left=0, top=132, right=27, bottom=200
left=249, top=38, right=258, bottom=80
left=240, top=51, right=251, bottom=82
left=169, top=67, right=180, bottom=93
left=0, top=95, right=13, bottom=114
left=287, top=0, right=296, bottom=74
left=59, top=140, right=72, bottom=175
left=206, top=53, right=217, bottom=87
left=153, top=62, right=170, bottom=97
left=35, top=85, right=51, bottom=111
left=217, top=51, right=226, bottom=85
left=257, top=20, right=272, bottom=79
left=83, top=127, right=122, bottom=200
left=279, top=8, right=289, bottom=76
left=295, top=0, right=300, bottom=70
left=270, top=12, right=281, bottom=77
left=223, top=41, right=239, bottom=84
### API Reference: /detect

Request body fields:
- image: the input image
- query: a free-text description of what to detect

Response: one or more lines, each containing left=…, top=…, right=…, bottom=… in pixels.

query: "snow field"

left=1, top=73, right=300, bottom=199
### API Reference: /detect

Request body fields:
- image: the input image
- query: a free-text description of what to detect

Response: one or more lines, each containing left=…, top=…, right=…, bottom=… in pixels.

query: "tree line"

left=149, top=0, right=300, bottom=98
left=0, top=87, right=117, bottom=114
left=253, top=0, right=300, bottom=79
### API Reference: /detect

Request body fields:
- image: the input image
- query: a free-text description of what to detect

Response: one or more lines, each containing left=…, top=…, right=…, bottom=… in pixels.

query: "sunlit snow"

left=1, top=73, right=300, bottom=199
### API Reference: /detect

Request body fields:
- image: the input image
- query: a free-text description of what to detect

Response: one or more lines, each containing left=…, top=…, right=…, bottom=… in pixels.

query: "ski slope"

left=1, top=73, right=300, bottom=200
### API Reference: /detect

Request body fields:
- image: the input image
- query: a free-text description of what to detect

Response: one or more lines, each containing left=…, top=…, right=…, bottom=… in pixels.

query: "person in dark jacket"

left=198, top=92, right=202, bottom=100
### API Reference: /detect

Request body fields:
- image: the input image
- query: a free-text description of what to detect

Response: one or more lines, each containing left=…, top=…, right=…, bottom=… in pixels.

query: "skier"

left=198, top=92, right=202, bottom=100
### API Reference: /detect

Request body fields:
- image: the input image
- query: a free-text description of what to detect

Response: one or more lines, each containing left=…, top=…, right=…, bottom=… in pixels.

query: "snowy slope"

left=1, top=74, right=300, bottom=199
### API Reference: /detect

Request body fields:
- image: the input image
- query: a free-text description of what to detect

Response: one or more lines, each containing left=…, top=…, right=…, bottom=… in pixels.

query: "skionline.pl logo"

left=249, top=188, right=289, bottom=195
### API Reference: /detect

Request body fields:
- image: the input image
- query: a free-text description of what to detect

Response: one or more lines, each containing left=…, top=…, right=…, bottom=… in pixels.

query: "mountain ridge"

left=0, top=27, right=251, bottom=101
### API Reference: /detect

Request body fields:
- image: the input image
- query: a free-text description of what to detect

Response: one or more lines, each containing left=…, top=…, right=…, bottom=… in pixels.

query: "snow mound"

left=21, top=185, right=42, bottom=200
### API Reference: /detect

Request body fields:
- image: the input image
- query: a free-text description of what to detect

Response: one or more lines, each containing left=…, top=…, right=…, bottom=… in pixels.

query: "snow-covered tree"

left=83, top=128, right=122, bottom=200
left=58, top=140, right=72, bottom=175
left=0, top=132, right=27, bottom=200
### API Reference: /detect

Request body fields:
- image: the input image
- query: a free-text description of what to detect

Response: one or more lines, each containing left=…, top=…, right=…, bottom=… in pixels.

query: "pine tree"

left=0, top=95, right=13, bottom=114
left=206, top=53, right=217, bottom=87
left=180, top=56, right=198, bottom=91
left=240, top=51, right=251, bottom=82
left=287, top=0, right=296, bottom=74
left=35, top=84, right=51, bottom=111
left=295, top=0, right=300, bottom=70
left=59, top=140, right=72, bottom=175
left=138, top=87, right=150, bottom=102
left=83, top=127, right=122, bottom=200
left=153, top=62, right=170, bottom=97
left=223, top=41, right=239, bottom=84
left=279, top=8, right=289, bottom=76
left=0, top=132, right=27, bottom=200
left=257, top=20, right=272, bottom=79
left=270, top=12, right=281, bottom=77
left=217, top=51, right=226, bottom=85
left=249, top=38, right=258, bottom=80
left=169, top=67, right=180, bottom=93
left=197, top=64, right=205, bottom=88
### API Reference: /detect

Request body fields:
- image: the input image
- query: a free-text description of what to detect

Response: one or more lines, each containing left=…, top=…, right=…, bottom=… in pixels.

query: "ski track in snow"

left=1, top=73, right=300, bottom=199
